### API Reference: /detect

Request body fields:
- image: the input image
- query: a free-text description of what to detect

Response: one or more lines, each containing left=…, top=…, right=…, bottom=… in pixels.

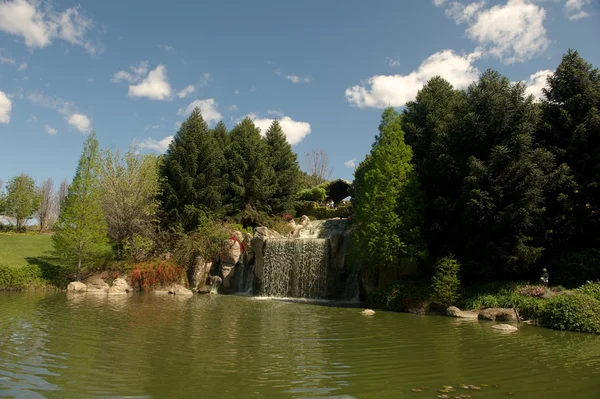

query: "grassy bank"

left=0, top=233, right=68, bottom=290
left=368, top=279, right=600, bottom=335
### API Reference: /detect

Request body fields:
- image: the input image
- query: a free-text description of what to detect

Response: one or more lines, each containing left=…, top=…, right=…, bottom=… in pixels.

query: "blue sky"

left=0, top=0, right=599, bottom=187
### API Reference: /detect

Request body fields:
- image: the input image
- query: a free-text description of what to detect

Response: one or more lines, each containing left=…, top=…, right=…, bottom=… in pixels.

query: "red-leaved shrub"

left=129, top=260, right=186, bottom=292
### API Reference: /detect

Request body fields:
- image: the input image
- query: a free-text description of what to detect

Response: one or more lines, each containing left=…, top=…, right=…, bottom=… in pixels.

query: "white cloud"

left=228, top=104, right=238, bottom=111
left=139, top=135, right=173, bottom=153
left=566, top=0, right=592, bottom=20
left=433, top=0, right=447, bottom=6
left=0, top=91, right=11, bottom=123
left=178, top=99, right=222, bottom=124
left=0, top=50, right=15, bottom=64
left=274, top=69, right=282, bottom=76
left=128, top=65, right=172, bottom=100
left=234, top=89, right=240, bottom=96
left=0, top=0, right=97, bottom=53
left=177, top=84, right=195, bottom=99
left=17, top=62, right=27, bottom=71
left=443, top=0, right=550, bottom=64
left=267, top=109, right=284, bottom=117
left=386, top=56, right=401, bottom=68
left=27, top=113, right=37, bottom=123
left=287, top=75, right=311, bottom=84
left=45, top=124, right=57, bottom=135
left=345, top=158, right=357, bottom=168
left=111, top=61, right=148, bottom=83
left=249, top=114, right=311, bottom=145
left=523, top=69, right=552, bottom=100
left=158, top=44, right=174, bottom=53
left=345, top=49, right=481, bottom=108
left=67, top=113, right=91, bottom=133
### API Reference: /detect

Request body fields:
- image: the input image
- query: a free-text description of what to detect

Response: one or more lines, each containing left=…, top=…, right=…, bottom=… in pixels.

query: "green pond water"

left=1, top=293, right=600, bottom=398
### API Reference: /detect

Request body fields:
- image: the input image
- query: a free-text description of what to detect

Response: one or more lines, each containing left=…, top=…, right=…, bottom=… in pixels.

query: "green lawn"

left=0, top=233, right=54, bottom=267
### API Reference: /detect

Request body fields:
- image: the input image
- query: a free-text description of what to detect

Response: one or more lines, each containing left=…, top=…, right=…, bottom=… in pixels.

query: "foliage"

left=52, top=132, right=110, bottom=280
left=295, top=201, right=352, bottom=220
left=0, top=264, right=45, bottom=290
left=173, top=219, right=231, bottom=271
left=129, top=260, right=186, bottom=292
left=122, top=234, right=155, bottom=262
left=540, top=293, right=600, bottom=334
left=297, top=186, right=327, bottom=202
left=550, top=248, right=600, bottom=288
left=367, top=279, right=431, bottom=312
left=352, top=107, right=426, bottom=271
left=226, top=117, right=276, bottom=216
left=576, top=281, right=600, bottom=302
left=430, top=256, right=461, bottom=306
left=159, top=107, right=228, bottom=231
left=265, top=120, right=301, bottom=214
left=99, top=147, right=160, bottom=257
left=4, top=174, right=40, bottom=233
left=518, top=285, right=546, bottom=297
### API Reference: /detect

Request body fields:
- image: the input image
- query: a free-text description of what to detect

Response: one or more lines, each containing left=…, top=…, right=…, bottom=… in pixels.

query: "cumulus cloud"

left=27, top=91, right=91, bottom=132
left=178, top=99, right=222, bottom=124
left=45, top=124, right=57, bottom=135
left=345, top=158, right=357, bottom=168
left=441, top=0, right=549, bottom=64
left=112, top=61, right=148, bottom=83
left=177, top=84, right=195, bottom=99
left=523, top=69, right=553, bottom=100
left=128, top=65, right=172, bottom=100
left=565, top=0, right=592, bottom=20
left=0, top=91, right=12, bottom=123
left=287, top=75, right=311, bottom=84
left=0, top=0, right=98, bottom=54
left=68, top=113, right=91, bottom=133
left=345, top=49, right=481, bottom=108
left=249, top=114, right=311, bottom=145
left=433, top=0, right=447, bottom=6
left=139, top=135, right=173, bottom=153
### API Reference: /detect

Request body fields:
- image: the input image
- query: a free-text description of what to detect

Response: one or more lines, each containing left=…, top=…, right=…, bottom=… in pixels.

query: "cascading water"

left=261, top=238, right=329, bottom=298
left=342, top=272, right=360, bottom=301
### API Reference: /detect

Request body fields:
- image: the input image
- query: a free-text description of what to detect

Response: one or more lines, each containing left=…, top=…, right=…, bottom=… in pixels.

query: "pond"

left=1, top=292, right=599, bottom=398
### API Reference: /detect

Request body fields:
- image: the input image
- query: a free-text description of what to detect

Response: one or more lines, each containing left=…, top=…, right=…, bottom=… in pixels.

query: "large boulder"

left=221, top=265, right=234, bottom=289
left=189, top=257, right=212, bottom=292
left=478, top=308, right=518, bottom=322
left=67, top=281, right=87, bottom=293
left=446, top=306, right=479, bottom=319
left=108, top=278, right=132, bottom=295
left=168, top=284, right=193, bottom=295
left=86, top=278, right=109, bottom=294
left=492, top=324, right=518, bottom=332
left=221, top=238, right=242, bottom=265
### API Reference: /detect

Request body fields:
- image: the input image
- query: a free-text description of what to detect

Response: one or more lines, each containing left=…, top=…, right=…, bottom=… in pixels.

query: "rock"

left=221, top=238, right=242, bottom=265
left=168, top=284, right=193, bottom=295
left=446, top=306, right=479, bottom=319
left=299, top=215, right=310, bottom=227
left=492, top=324, right=518, bottom=332
left=210, top=275, right=222, bottom=287
left=197, top=287, right=211, bottom=295
left=67, top=281, right=87, bottom=293
left=478, top=308, right=518, bottom=321
left=86, top=278, right=109, bottom=294
left=221, top=265, right=234, bottom=289
left=408, top=307, right=427, bottom=315
left=361, top=309, right=376, bottom=316
left=108, top=278, right=132, bottom=295
left=190, top=258, right=212, bottom=291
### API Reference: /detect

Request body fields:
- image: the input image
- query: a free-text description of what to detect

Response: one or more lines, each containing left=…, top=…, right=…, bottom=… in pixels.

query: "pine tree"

left=538, top=50, right=600, bottom=248
left=159, top=108, right=227, bottom=231
left=53, top=132, right=109, bottom=280
left=352, top=108, right=426, bottom=271
left=226, top=117, right=276, bottom=215
left=212, top=121, right=230, bottom=151
left=264, top=120, right=300, bottom=214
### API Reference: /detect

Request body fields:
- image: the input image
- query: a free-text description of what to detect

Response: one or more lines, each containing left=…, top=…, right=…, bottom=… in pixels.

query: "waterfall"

left=342, top=272, right=360, bottom=301
left=261, top=238, right=329, bottom=298
left=242, top=263, right=254, bottom=294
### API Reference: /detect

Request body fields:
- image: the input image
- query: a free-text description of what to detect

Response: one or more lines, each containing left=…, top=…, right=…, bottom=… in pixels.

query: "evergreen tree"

left=538, top=50, right=600, bottom=248
left=226, top=117, right=276, bottom=215
left=352, top=108, right=426, bottom=271
left=211, top=121, right=230, bottom=151
left=264, top=120, right=300, bottom=214
left=4, top=174, right=39, bottom=232
left=159, top=108, right=227, bottom=231
left=53, top=132, right=109, bottom=280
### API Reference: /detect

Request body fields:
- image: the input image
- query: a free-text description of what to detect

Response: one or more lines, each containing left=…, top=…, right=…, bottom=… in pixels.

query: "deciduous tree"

left=5, top=173, right=39, bottom=232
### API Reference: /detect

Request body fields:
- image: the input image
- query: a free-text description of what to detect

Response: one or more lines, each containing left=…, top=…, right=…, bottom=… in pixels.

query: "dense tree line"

left=159, top=109, right=301, bottom=231
left=353, top=50, right=600, bottom=285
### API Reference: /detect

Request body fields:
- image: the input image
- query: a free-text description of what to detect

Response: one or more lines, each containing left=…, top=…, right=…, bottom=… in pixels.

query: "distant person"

left=540, top=268, right=549, bottom=286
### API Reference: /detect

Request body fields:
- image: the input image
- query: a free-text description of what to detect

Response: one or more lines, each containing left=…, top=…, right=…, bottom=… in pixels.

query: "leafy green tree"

left=352, top=107, right=426, bottom=271
left=159, top=107, right=228, bottom=231
left=4, top=174, right=40, bottom=232
left=538, top=50, right=600, bottom=248
left=99, top=147, right=160, bottom=258
left=53, top=132, right=109, bottom=280
left=264, top=120, right=300, bottom=213
left=226, top=117, right=276, bottom=215
left=430, top=256, right=461, bottom=306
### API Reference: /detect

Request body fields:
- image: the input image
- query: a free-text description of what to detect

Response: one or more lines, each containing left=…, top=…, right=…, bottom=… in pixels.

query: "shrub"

left=518, top=285, right=546, bottom=297
left=0, top=264, right=46, bottom=290
left=368, top=279, right=431, bottom=312
left=551, top=249, right=600, bottom=288
left=122, top=234, right=154, bottom=262
left=576, top=281, right=600, bottom=301
left=540, top=293, right=600, bottom=334
left=295, top=201, right=352, bottom=220
left=430, top=256, right=461, bottom=306
left=129, top=260, right=186, bottom=292
left=297, top=186, right=327, bottom=202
